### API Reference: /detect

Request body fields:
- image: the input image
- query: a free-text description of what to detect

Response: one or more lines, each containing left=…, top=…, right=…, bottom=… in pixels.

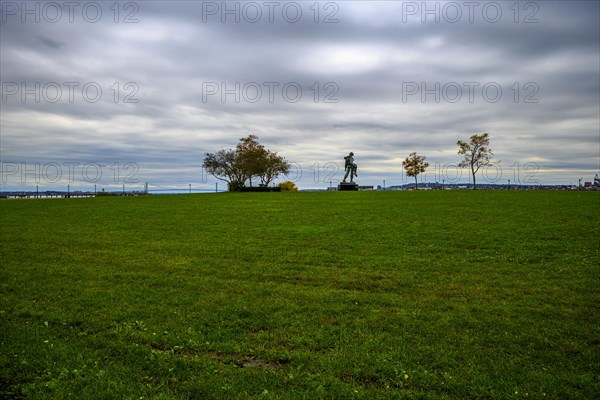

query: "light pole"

left=508, top=179, right=510, bottom=190
left=383, top=179, right=386, bottom=190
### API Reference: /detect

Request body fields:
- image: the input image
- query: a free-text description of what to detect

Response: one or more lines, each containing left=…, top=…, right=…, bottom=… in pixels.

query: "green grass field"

left=1, top=191, right=598, bottom=399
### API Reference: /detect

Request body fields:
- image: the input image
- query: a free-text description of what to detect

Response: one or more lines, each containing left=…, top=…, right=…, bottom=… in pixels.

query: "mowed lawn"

left=1, top=191, right=598, bottom=399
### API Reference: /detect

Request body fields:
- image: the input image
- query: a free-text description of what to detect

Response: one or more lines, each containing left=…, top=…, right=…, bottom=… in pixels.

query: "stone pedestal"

left=338, top=182, right=358, bottom=191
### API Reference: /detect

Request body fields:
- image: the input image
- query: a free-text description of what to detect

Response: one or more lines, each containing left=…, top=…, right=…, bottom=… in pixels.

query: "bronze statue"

left=343, top=152, right=358, bottom=182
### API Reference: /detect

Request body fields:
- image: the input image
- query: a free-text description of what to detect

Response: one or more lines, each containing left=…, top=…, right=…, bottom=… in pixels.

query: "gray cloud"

left=1, top=1, right=598, bottom=190
left=36, top=35, right=64, bottom=49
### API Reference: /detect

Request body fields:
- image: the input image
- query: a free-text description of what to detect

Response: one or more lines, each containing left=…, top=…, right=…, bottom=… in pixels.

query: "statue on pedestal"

left=342, top=152, right=358, bottom=183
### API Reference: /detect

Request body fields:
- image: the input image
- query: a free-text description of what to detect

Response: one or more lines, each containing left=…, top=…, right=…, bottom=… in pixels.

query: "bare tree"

left=457, top=133, right=493, bottom=190
left=402, top=152, right=429, bottom=189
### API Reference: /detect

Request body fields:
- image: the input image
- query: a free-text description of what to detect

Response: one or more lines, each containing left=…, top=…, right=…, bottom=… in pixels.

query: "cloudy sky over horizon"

left=1, top=0, right=599, bottom=191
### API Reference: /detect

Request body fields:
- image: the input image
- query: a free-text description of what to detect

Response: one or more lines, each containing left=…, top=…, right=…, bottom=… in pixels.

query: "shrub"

left=278, top=181, right=298, bottom=192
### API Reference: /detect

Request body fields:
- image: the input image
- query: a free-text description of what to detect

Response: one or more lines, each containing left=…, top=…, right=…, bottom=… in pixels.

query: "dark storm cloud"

left=36, top=35, right=64, bottom=48
left=1, top=1, right=598, bottom=190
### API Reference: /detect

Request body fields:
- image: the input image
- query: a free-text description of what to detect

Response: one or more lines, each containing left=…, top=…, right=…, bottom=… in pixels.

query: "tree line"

left=204, top=133, right=493, bottom=191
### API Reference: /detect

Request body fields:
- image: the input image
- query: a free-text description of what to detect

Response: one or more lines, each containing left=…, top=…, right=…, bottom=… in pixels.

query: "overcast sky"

left=1, top=0, right=599, bottom=191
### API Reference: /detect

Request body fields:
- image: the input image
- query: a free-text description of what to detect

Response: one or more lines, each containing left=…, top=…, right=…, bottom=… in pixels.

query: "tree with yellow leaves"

left=402, top=152, right=429, bottom=189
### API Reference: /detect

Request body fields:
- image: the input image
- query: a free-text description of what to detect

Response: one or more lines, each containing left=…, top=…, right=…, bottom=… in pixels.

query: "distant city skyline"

left=1, top=1, right=599, bottom=191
